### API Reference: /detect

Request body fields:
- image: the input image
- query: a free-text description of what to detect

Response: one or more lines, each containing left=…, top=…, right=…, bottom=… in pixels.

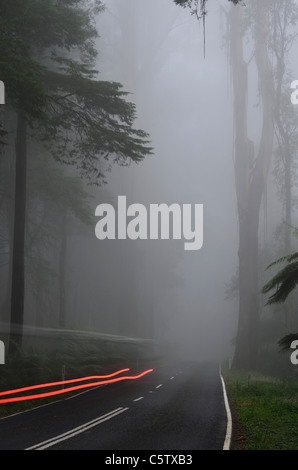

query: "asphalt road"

left=0, top=361, right=229, bottom=451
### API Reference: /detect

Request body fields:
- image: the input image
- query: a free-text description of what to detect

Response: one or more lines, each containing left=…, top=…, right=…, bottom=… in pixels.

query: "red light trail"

left=0, top=368, right=153, bottom=405
left=0, top=368, right=130, bottom=397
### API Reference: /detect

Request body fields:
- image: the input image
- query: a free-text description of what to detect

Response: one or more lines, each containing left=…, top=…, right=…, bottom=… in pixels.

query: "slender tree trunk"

left=276, top=53, right=293, bottom=259
left=0, top=124, right=14, bottom=324
left=272, top=12, right=293, bottom=333
left=9, top=110, right=27, bottom=354
left=284, top=143, right=292, bottom=333
left=58, top=211, right=67, bottom=328
left=284, top=153, right=292, bottom=252
left=35, top=251, right=44, bottom=328
left=1, top=194, right=14, bottom=324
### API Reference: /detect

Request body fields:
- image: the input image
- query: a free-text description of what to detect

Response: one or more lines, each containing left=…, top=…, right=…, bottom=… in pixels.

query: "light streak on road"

left=0, top=369, right=153, bottom=405
left=0, top=369, right=130, bottom=397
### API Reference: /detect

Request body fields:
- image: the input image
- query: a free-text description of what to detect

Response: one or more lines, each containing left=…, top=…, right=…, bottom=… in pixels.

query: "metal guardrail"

left=0, top=323, right=154, bottom=344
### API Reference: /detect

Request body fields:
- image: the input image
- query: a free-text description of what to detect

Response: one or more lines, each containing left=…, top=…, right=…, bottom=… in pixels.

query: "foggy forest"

left=2, top=0, right=298, bottom=452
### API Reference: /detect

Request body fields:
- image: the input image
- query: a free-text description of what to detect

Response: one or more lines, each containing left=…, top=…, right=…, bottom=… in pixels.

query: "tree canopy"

left=0, top=0, right=153, bottom=182
left=0, top=0, right=101, bottom=120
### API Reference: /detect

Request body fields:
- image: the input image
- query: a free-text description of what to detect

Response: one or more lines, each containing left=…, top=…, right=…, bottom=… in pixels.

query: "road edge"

left=219, top=365, right=232, bottom=451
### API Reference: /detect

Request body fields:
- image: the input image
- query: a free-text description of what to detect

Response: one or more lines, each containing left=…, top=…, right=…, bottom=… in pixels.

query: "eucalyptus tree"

left=228, top=0, right=276, bottom=370
left=269, top=0, right=298, bottom=334
left=173, top=0, right=298, bottom=369
left=219, top=0, right=298, bottom=369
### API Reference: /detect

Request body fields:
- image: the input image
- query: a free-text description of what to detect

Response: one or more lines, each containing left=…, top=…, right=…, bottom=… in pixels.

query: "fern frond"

left=265, top=252, right=298, bottom=270
left=262, top=261, right=298, bottom=304
left=278, top=333, right=298, bottom=351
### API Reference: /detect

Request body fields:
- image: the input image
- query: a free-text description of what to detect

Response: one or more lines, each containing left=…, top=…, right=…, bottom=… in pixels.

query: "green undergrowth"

left=223, top=368, right=298, bottom=450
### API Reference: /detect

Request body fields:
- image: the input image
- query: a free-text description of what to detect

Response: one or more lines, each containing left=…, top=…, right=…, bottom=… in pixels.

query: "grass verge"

left=223, top=368, right=298, bottom=450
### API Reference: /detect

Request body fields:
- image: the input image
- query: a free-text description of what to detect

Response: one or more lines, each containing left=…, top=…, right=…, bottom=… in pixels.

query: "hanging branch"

left=173, top=0, right=243, bottom=56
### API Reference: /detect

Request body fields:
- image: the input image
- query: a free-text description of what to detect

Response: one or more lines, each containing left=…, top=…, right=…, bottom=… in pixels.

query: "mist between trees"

left=1, top=0, right=298, bottom=378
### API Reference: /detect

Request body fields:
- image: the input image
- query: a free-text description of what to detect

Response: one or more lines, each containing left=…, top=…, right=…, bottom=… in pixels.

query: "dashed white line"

left=133, top=397, right=144, bottom=402
left=155, top=384, right=163, bottom=389
left=25, top=407, right=129, bottom=450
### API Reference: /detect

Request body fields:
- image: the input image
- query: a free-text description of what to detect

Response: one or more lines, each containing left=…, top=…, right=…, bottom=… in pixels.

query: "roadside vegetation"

left=0, top=338, right=156, bottom=418
left=224, top=367, right=298, bottom=450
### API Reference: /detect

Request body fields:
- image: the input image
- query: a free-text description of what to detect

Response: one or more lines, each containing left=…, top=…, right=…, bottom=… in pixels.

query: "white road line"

left=64, top=384, right=105, bottom=400
left=170, top=376, right=175, bottom=380
left=155, top=384, right=163, bottom=389
left=219, top=365, right=232, bottom=451
left=25, top=407, right=129, bottom=450
left=133, top=397, right=144, bottom=402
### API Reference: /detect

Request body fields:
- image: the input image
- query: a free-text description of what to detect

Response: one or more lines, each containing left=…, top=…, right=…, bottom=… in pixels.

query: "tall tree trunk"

left=284, top=142, right=292, bottom=333
left=58, top=211, right=67, bottom=328
left=272, top=5, right=291, bottom=256
left=0, top=110, right=14, bottom=324
left=230, top=1, right=274, bottom=370
left=0, top=183, right=14, bottom=325
left=9, top=110, right=27, bottom=354
left=272, top=3, right=293, bottom=333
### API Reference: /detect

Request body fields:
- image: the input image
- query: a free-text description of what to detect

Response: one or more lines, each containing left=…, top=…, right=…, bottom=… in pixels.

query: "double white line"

left=26, top=407, right=129, bottom=450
